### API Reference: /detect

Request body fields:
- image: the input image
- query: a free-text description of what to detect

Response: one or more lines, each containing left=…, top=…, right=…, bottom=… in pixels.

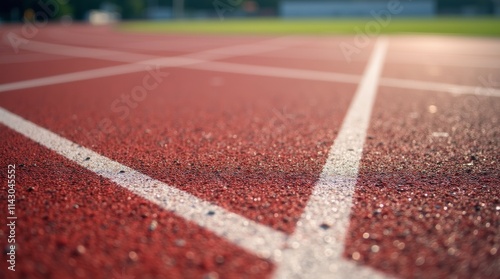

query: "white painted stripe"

left=0, top=50, right=361, bottom=91
left=6, top=34, right=292, bottom=65
left=250, top=49, right=370, bottom=63
left=187, top=62, right=500, bottom=97
left=186, top=61, right=362, bottom=84
left=3, top=36, right=497, bottom=98
left=0, top=57, right=204, bottom=92
left=23, top=33, right=500, bottom=70
left=186, top=44, right=289, bottom=61
left=385, top=52, right=500, bottom=69
left=0, top=106, right=287, bottom=260
left=1, top=49, right=497, bottom=99
left=251, top=49, right=500, bottom=69
left=3, top=34, right=158, bottom=63
left=379, top=77, right=500, bottom=97
left=274, top=38, right=392, bottom=279
left=0, top=63, right=147, bottom=92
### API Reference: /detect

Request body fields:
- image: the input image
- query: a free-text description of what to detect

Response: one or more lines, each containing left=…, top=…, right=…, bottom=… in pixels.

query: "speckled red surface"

left=0, top=57, right=126, bottom=84
left=0, top=126, right=274, bottom=279
left=0, top=68, right=356, bottom=233
left=344, top=87, right=500, bottom=279
left=2, top=25, right=500, bottom=279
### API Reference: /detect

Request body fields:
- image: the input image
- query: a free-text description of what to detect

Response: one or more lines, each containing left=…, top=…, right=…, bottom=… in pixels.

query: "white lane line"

left=0, top=106, right=287, bottom=261
left=3, top=53, right=356, bottom=92
left=1, top=37, right=498, bottom=98
left=186, top=44, right=289, bottom=61
left=4, top=33, right=293, bottom=65
left=0, top=57, right=204, bottom=92
left=13, top=37, right=158, bottom=63
left=187, top=61, right=500, bottom=97
left=385, top=52, right=500, bottom=69
left=251, top=49, right=500, bottom=69
left=1, top=48, right=498, bottom=98
left=186, top=61, right=361, bottom=84
left=274, top=38, right=392, bottom=279
left=379, top=77, right=500, bottom=97
left=249, top=49, right=370, bottom=63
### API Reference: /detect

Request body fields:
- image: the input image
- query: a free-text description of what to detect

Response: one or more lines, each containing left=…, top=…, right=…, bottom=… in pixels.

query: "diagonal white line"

left=0, top=107, right=287, bottom=261
left=274, top=38, right=393, bottom=279
left=185, top=61, right=361, bottom=84
left=0, top=34, right=297, bottom=92
left=186, top=61, right=500, bottom=97
left=1, top=36, right=498, bottom=97
left=2, top=32, right=497, bottom=277
left=4, top=34, right=293, bottom=64
left=385, top=52, right=500, bottom=69
left=248, top=49, right=500, bottom=69
left=12, top=37, right=157, bottom=63
left=2, top=52, right=497, bottom=98
left=379, top=77, right=500, bottom=97
left=1, top=35, right=499, bottom=98
left=0, top=57, right=204, bottom=93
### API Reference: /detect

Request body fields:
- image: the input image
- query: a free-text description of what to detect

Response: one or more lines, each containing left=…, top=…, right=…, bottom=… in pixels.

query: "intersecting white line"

left=379, top=77, right=500, bottom=97
left=11, top=37, right=157, bottom=63
left=1, top=33, right=497, bottom=279
left=247, top=48, right=500, bottom=69
left=0, top=107, right=288, bottom=261
left=1, top=36, right=498, bottom=97
left=0, top=34, right=393, bottom=279
left=0, top=57, right=204, bottom=92
left=0, top=34, right=392, bottom=278
left=385, top=52, right=500, bottom=69
left=274, top=38, right=393, bottom=279
left=6, top=34, right=294, bottom=64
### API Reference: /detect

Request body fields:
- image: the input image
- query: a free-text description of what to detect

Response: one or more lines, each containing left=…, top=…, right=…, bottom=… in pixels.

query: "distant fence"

left=280, top=0, right=436, bottom=18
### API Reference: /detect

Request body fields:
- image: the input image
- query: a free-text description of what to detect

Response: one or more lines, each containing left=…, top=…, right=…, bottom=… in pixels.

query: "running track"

left=0, top=24, right=499, bottom=279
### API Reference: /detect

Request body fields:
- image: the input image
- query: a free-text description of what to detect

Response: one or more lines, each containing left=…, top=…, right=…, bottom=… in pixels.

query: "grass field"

left=120, top=17, right=500, bottom=37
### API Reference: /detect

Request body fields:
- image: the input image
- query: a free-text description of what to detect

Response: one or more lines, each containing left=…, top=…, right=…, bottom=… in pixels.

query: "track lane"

left=344, top=87, right=500, bottom=279
left=1, top=24, right=499, bottom=279
left=0, top=68, right=357, bottom=233
left=0, top=125, right=274, bottom=279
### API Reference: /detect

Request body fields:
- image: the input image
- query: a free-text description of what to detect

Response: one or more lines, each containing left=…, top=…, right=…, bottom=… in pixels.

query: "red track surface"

left=0, top=126, right=273, bottom=279
left=345, top=88, right=500, bottom=278
left=0, top=25, right=499, bottom=279
left=0, top=69, right=356, bottom=233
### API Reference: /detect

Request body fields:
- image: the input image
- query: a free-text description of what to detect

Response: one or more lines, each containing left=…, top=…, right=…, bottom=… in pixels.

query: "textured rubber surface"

left=0, top=68, right=357, bottom=233
left=0, top=25, right=499, bottom=279
left=344, top=88, right=500, bottom=279
left=0, top=126, right=274, bottom=279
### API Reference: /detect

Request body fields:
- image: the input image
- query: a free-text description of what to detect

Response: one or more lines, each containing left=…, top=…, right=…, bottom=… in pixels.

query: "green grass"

left=120, top=17, right=500, bottom=37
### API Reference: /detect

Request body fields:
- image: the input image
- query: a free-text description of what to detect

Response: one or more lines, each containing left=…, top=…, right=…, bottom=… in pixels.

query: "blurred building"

left=146, top=6, right=173, bottom=20
left=280, top=0, right=436, bottom=18
left=1, top=0, right=499, bottom=22
left=438, top=0, right=498, bottom=15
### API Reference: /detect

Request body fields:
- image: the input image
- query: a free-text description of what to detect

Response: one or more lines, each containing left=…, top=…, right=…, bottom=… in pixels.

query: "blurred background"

left=0, top=0, right=499, bottom=24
